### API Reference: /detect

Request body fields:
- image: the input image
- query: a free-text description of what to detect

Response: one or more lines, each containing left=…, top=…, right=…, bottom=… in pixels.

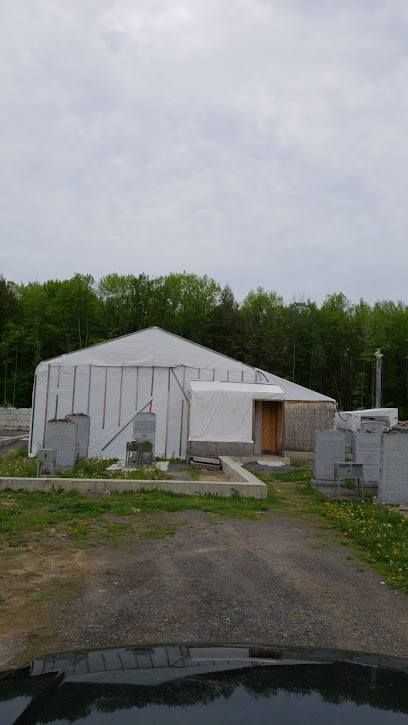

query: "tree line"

left=0, top=272, right=407, bottom=416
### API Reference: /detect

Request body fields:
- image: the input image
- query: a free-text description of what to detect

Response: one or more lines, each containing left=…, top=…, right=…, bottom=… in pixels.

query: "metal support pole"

left=375, top=348, right=383, bottom=408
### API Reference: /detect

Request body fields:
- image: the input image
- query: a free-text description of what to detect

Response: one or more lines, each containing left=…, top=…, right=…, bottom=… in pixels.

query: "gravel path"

left=5, top=507, right=405, bottom=667
left=0, top=434, right=28, bottom=456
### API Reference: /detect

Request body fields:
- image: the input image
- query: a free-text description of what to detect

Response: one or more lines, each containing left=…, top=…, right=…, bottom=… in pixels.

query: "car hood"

left=1, top=644, right=408, bottom=724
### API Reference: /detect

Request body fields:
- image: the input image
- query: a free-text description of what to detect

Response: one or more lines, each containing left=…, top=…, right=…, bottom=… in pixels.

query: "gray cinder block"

left=133, top=413, right=156, bottom=459
left=45, top=418, right=78, bottom=471
left=70, top=414, right=90, bottom=460
left=354, top=432, right=381, bottom=482
left=313, top=430, right=346, bottom=481
left=379, top=429, right=408, bottom=504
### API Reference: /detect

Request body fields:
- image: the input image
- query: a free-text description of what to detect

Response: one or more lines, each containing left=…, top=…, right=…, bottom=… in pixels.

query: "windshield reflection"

left=1, top=645, right=407, bottom=724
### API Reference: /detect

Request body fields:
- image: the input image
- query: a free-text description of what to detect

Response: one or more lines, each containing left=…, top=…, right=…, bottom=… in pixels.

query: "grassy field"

left=0, top=482, right=281, bottom=549
left=0, top=454, right=407, bottom=595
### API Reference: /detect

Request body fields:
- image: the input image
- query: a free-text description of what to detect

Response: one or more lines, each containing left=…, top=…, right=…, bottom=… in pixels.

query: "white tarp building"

left=29, top=327, right=335, bottom=459
left=334, top=407, right=398, bottom=432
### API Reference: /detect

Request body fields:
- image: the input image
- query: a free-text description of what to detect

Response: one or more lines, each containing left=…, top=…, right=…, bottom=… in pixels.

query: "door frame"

left=253, top=400, right=285, bottom=455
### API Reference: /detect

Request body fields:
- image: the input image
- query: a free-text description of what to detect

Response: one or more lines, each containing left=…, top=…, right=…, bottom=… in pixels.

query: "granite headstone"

left=354, top=432, right=381, bottom=482
left=378, top=429, right=408, bottom=504
left=45, top=418, right=78, bottom=471
left=313, top=431, right=346, bottom=481
left=361, top=420, right=389, bottom=434
left=70, top=414, right=90, bottom=460
left=133, top=413, right=156, bottom=459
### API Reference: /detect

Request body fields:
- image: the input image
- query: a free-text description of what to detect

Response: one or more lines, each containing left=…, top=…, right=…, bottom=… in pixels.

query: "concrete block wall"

left=284, top=402, right=335, bottom=452
left=45, top=419, right=78, bottom=471
left=188, top=441, right=254, bottom=458
left=70, top=414, right=91, bottom=460
left=0, top=407, right=32, bottom=431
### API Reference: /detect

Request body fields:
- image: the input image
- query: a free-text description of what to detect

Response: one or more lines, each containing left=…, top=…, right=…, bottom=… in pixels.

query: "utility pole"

left=375, top=348, right=383, bottom=408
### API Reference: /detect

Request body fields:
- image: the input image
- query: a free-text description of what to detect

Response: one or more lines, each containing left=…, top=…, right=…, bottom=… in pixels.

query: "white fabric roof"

left=37, top=327, right=255, bottom=373
left=334, top=407, right=398, bottom=432
left=36, top=326, right=335, bottom=403
left=259, top=369, right=335, bottom=403
left=189, top=380, right=285, bottom=442
left=189, top=380, right=285, bottom=396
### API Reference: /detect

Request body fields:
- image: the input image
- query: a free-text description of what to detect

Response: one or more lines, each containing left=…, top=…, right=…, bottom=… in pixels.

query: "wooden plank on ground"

left=190, top=462, right=221, bottom=471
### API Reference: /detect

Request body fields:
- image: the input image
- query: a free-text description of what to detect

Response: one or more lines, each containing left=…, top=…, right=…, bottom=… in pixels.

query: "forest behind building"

left=1, top=272, right=407, bottom=417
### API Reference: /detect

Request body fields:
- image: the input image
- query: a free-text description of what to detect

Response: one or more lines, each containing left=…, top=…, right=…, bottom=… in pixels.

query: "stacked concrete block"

left=133, top=413, right=156, bottom=459
left=361, top=420, right=389, bottom=434
left=378, top=428, right=408, bottom=504
left=284, top=402, right=335, bottom=452
left=354, top=431, right=381, bottom=483
left=188, top=441, right=253, bottom=458
left=313, top=430, right=346, bottom=482
left=70, top=414, right=91, bottom=460
left=45, top=418, right=78, bottom=471
left=0, top=407, right=31, bottom=431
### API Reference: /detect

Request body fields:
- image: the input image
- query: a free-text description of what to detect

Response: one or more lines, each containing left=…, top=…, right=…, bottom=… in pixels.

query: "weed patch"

left=322, top=498, right=408, bottom=593
left=255, top=471, right=408, bottom=595
left=0, top=449, right=172, bottom=480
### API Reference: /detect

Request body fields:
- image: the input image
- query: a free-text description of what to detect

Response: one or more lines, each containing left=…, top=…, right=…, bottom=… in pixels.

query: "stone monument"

left=313, top=430, right=346, bottom=482
left=133, top=413, right=156, bottom=459
left=354, top=432, right=381, bottom=483
left=378, top=429, right=408, bottom=504
left=361, top=419, right=389, bottom=434
left=70, top=414, right=91, bottom=460
left=45, top=418, right=78, bottom=471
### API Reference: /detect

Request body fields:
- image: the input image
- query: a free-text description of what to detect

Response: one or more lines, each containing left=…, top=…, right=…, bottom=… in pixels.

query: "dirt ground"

left=1, top=499, right=408, bottom=670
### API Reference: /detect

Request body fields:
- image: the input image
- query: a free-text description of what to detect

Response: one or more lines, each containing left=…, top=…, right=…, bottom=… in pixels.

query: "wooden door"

left=261, top=401, right=283, bottom=454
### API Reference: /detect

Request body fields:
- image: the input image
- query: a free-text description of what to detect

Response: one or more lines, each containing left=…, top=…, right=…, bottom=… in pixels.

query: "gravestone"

left=45, top=418, right=78, bottom=471
left=378, top=429, right=408, bottom=504
left=70, top=414, right=91, bottom=460
left=313, top=431, right=346, bottom=481
left=133, top=413, right=156, bottom=459
left=354, top=432, right=381, bottom=482
left=361, top=419, right=389, bottom=434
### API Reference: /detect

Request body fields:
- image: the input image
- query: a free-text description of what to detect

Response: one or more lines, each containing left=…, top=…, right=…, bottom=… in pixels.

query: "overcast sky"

left=1, top=1, right=407, bottom=304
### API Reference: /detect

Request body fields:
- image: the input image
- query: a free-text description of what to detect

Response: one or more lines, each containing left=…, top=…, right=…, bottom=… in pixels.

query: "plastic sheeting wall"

left=189, top=382, right=285, bottom=443
left=334, top=408, right=398, bottom=432
left=29, top=365, right=262, bottom=460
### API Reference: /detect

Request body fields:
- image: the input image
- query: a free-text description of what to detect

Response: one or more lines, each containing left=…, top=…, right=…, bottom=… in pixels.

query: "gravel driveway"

left=2, top=505, right=407, bottom=669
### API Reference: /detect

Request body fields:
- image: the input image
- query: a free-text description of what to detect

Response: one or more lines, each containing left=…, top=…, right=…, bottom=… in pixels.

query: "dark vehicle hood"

left=1, top=644, right=408, bottom=724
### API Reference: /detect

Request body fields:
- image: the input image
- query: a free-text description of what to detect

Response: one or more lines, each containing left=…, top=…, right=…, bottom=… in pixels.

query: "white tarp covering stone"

left=189, top=381, right=285, bottom=443
left=334, top=408, right=398, bottom=433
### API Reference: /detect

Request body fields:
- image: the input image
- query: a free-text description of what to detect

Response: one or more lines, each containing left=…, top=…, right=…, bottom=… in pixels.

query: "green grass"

left=180, top=466, right=199, bottom=481
left=140, top=522, right=179, bottom=539
left=321, top=497, right=408, bottom=593
left=255, top=467, right=314, bottom=484
left=25, top=586, right=53, bottom=603
left=4, top=460, right=406, bottom=597
left=0, top=447, right=37, bottom=477
left=56, top=458, right=172, bottom=480
left=0, top=448, right=172, bottom=480
left=0, top=481, right=282, bottom=549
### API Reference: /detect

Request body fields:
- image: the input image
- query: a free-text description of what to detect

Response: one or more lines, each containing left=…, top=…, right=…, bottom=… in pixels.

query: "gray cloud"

left=1, top=0, right=408, bottom=303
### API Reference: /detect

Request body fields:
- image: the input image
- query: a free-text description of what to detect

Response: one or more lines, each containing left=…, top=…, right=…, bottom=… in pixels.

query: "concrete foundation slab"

left=155, top=461, right=169, bottom=472
left=0, top=476, right=267, bottom=499
left=105, top=460, right=126, bottom=473
left=257, top=459, right=284, bottom=467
